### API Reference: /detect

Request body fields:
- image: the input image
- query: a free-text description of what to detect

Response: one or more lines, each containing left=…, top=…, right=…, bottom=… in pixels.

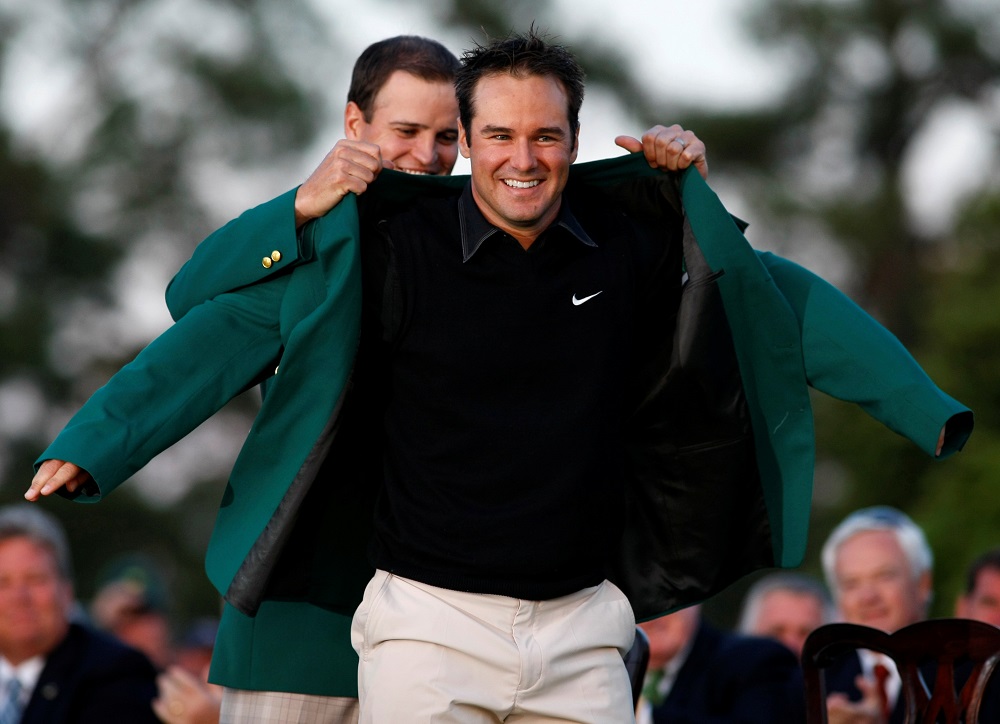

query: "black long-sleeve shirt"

left=364, top=184, right=658, bottom=599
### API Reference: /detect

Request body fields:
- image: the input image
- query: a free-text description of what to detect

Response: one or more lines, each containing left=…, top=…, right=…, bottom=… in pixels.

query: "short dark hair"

left=347, top=36, right=461, bottom=121
left=965, top=547, right=1000, bottom=595
left=455, top=29, right=586, bottom=144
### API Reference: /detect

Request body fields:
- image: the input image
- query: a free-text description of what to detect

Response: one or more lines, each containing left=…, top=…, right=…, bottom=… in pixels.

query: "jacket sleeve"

left=36, top=275, right=289, bottom=499
left=165, top=188, right=307, bottom=320
left=758, top=251, right=973, bottom=458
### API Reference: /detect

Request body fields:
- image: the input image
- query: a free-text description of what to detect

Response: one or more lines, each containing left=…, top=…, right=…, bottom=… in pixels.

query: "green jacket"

left=39, top=155, right=972, bottom=695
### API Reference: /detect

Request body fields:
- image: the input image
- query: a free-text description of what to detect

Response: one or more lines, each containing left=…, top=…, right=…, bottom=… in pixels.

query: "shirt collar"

left=859, top=649, right=901, bottom=706
left=458, top=182, right=596, bottom=262
left=0, top=655, right=45, bottom=700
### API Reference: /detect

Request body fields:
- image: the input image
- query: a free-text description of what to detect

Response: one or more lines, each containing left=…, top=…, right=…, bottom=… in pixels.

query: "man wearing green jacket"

left=29, top=31, right=970, bottom=723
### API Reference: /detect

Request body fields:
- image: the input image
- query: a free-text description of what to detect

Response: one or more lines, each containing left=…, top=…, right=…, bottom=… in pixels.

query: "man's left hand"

left=615, top=124, right=708, bottom=180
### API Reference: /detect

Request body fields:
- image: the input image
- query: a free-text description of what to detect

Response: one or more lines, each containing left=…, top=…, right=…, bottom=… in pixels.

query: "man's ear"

left=570, top=125, right=580, bottom=164
left=459, top=119, right=471, bottom=159
left=344, top=101, right=366, bottom=140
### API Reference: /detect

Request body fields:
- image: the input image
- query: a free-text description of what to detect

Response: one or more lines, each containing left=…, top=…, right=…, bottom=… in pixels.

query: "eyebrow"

left=389, top=120, right=458, bottom=133
left=479, top=124, right=566, bottom=138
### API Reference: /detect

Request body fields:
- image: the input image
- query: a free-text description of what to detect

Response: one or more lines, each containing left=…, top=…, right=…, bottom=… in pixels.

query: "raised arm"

left=166, top=140, right=385, bottom=320
left=292, top=139, right=387, bottom=227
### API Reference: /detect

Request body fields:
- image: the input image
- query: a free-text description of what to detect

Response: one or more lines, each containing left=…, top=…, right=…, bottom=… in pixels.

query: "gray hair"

left=0, top=504, right=73, bottom=582
left=821, top=506, right=932, bottom=601
left=737, top=572, right=834, bottom=634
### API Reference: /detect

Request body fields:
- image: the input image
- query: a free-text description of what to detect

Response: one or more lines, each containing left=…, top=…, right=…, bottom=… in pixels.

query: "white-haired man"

left=820, top=506, right=933, bottom=724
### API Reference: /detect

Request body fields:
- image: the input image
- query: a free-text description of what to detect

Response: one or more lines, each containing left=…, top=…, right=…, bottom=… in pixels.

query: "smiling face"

left=833, top=529, right=931, bottom=632
left=459, top=72, right=579, bottom=249
left=345, top=70, right=459, bottom=176
left=0, top=537, right=73, bottom=665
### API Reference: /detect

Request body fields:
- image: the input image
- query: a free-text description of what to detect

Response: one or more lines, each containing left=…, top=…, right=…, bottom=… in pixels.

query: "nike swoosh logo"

left=572, top=291, right=603, bottom=306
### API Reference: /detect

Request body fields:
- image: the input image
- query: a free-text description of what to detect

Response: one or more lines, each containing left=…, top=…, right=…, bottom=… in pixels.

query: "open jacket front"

left=39, top=154, right=972, bottom=694
left=199, top=157, right=826, bottom=621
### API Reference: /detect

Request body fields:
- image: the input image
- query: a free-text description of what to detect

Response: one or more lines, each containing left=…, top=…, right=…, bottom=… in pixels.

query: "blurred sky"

left=6, top=0, right=990, bottom=232
left=303, top=0, right=793, bottom=176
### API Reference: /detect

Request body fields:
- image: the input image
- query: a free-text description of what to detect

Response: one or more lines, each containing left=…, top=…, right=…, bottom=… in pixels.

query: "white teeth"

left=504, top=179, right=539, bottom=188
left=399, top=169, right=430, bottom=175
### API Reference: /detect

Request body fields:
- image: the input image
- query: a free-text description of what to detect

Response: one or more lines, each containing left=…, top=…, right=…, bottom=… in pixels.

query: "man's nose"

left=857, top=582, right=882, bottom=603
left=509, top=139, right=537, bottom=171
left=410, top=136, right=437, bottom=166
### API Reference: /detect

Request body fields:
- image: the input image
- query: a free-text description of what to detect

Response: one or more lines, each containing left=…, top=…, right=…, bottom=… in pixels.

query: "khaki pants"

left=351, top=570, right=636, bottom=723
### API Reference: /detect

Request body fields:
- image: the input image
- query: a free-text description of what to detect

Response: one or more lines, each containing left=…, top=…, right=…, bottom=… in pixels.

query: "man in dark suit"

left=637, top=605, right=805, bottom=723
left=0, top=505, right=159, bottom=723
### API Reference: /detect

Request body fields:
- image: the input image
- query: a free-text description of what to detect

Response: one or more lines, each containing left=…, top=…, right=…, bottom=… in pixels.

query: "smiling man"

left=820, top=507, right=934, bottom=723
left=351, top=39, right=643, bottom=720
left=459, top=72, right=577, bottom=246
left=290, top=35, right=461, bottom=230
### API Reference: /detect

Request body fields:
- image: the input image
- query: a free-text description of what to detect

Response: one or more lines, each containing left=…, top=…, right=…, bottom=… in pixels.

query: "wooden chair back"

left=802, top=618, right=1000, bottom=723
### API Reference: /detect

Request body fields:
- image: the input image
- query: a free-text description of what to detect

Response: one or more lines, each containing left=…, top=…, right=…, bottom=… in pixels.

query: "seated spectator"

left=151, top=617, right=222, bottom=724
left=822, top=506, right=1000, bottom=723
left=0, top=504, right=158, bottom=723
left=955, top=547, right=1000, bottom=627
left=738, top=571, right=833, bottom=659
left=636, top=604, right=805, bottom=724
left=173, top=618, right=218, bottom=681
left=89, top=553, right=174, bottom=670
left=89, top=557, right=222, bottom=724
left=821, top=506, right=933, bottom=723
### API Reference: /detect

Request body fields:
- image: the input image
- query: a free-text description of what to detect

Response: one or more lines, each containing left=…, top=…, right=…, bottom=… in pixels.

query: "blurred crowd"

left=0, top=504, right=220, bottom=724
left=2, top=499, right=998, bottom=723
left=635, top=505, right=1000, bottom=724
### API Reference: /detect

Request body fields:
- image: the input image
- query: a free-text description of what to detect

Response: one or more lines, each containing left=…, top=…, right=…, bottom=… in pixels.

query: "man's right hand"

left=826, top=673, right=888, bottom=724
left=25, top=459, right=92, bottom=501
left=293, top=139, right=391, bottom=228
